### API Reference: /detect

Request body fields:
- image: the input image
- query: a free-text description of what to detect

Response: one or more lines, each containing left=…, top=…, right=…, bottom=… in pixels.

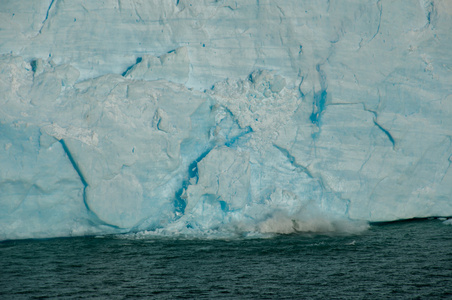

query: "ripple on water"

left=0, top=219, right=451, bottom=299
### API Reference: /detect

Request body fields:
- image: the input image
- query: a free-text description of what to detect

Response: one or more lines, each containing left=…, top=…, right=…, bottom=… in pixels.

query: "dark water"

left=1, top=219, right=451, bottom=299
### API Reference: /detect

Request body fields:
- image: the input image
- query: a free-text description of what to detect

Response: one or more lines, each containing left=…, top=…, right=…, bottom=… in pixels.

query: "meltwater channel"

left=1, top=219, right=451, bottom=299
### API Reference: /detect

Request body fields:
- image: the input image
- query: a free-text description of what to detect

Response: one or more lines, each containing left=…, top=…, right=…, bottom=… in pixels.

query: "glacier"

left=1, top=0, right=452, bottom=240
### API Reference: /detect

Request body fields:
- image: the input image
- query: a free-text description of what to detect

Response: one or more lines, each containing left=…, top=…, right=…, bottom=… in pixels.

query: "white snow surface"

left=1, top=0, right=451, bottom=240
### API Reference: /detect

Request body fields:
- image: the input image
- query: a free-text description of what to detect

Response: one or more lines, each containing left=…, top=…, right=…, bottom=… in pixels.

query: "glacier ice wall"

left=1, top=0, right=452, bottom=240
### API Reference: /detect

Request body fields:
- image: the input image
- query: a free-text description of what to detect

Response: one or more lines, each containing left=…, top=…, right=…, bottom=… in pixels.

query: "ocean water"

left=1, top=219, right=451, bottom=299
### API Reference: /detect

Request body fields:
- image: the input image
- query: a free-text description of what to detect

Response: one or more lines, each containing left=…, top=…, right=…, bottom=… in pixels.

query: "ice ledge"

left=122, top=47, right=189, bottom=85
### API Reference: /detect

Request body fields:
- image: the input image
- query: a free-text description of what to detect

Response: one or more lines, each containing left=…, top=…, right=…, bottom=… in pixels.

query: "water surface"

left=1, top=219, right=451, bottom=299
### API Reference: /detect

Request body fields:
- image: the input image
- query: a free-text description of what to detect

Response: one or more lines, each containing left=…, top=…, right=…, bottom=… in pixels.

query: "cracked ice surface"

left=1, top=0, right=452, bottom=240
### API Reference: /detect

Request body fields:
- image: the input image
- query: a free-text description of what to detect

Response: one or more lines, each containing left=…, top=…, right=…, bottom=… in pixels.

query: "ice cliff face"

left=1, top=0, right=451, bottom=240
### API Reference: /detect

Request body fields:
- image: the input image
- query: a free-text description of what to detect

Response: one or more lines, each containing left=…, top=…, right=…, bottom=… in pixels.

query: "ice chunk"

left=184, top=146, right=250, bottom=212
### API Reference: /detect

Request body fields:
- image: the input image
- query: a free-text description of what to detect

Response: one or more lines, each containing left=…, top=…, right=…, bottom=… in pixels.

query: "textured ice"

left=1, top=0, right=452, bottom=240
